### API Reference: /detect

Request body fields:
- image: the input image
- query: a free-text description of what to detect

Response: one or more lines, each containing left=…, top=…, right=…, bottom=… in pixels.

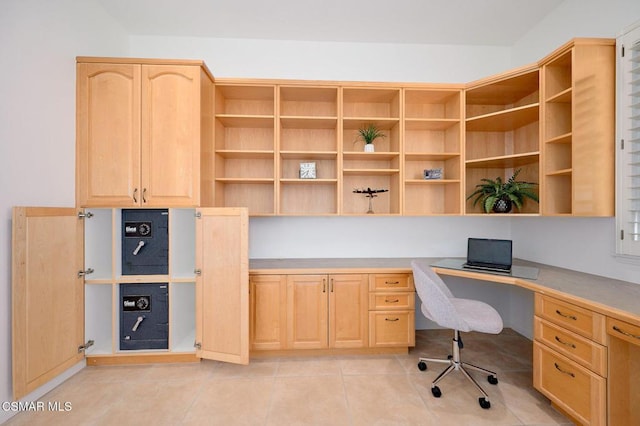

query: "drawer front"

left=369, top=292, right=415, bottom=310
left=368, top=311, right=415, bottom=347
left=534, top=317, right=607, bottom=376
left=369, top=274, right=413, bottom=292
left=607, top=317, right=640, bottom=347
left=533, top=342, right=606, bottom=426
left=535, top=294, right=606, bottom=343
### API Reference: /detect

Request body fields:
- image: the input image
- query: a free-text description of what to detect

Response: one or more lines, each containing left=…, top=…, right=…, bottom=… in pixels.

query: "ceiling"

left=97, top=0, right=565, bottom=46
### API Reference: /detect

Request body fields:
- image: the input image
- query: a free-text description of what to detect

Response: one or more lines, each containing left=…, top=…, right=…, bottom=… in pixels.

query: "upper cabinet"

left=76, top=58, right=214, bottom=208
left=77, top=38, right=615, bottom=216
left=464, top=66, right=541, bottom=215
left=540, top=39, right=615, bottom=216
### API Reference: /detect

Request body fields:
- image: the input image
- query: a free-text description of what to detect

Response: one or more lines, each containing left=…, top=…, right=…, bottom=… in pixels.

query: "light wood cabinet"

left=214, top=84, right=276, bottom=215
left=12, top=206, right=249, bottom=400
left=77, top=58, right=214, bottom=208
left=403, top=88, right=464, bottom=215
left=607, top=317, right=640, bottom=425
left=533, top=293, right=607, bottom=425
left=286, top=274, right=368, bottom=349
left=250, top=275, right=287, bottom=350
left=464, top=66, right=541, bottom=214
left=368, top=274, right=415, bottom=347
left=540, top=39, right=615, bottom=216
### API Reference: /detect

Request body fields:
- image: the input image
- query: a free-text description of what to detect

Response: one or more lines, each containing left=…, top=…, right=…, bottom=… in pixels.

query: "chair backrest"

left=411, top=260, right=469, bottom=331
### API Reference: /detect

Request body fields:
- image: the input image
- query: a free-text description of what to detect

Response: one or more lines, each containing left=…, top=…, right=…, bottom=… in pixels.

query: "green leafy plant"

left=467, top=169, right=539, bottom=213
left=356, top=124, right=386, bottom=145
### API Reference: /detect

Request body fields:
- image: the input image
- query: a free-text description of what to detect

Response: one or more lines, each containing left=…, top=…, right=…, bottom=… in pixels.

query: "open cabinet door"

left=12, top=207, right=85, bottom=400
left=195, top=207, right=249, bottom=364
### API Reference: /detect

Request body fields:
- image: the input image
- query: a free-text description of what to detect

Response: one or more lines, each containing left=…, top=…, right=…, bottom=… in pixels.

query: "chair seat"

left=421, top=297, right=503, bottom=334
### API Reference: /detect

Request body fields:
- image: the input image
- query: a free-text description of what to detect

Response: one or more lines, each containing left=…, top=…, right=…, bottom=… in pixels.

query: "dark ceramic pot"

left=492, top=197, right=512, bottom=213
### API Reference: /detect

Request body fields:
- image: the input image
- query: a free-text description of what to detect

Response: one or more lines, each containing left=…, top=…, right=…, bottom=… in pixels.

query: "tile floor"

left=5, top=329, right=572, bottom=425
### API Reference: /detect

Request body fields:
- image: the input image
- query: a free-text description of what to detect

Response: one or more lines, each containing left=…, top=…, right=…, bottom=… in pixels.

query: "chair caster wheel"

left=447, top=355, right=453, bottom=360
left=488, top=375, right=498, bottom=385
left=431, top=386, right=442, bottom=398
left=479, top=397, right=491, bottom=409
left=417, top=361, right=427, bottom=371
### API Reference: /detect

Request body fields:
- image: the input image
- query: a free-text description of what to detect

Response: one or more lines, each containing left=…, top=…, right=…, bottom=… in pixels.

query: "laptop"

left=463, top=238, right=512, bottom=273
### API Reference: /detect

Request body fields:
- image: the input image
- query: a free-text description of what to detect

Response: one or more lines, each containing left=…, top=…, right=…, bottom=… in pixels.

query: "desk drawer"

left=369, top=292, right=415, bottom=310
left=369, top=274, right=413, bottom=292
left=533, top=342, right=606, bottom=426
left=368, top=311, right=415, bottom=347
left=534, top=317, right=607, bottom=376
left=535, top=294, right=606, bottom=344
left=607, top=317, right=640, bottom=347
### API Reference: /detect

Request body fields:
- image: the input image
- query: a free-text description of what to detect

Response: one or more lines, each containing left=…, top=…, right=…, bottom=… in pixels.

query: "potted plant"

left=467, top=169, right=539, bottom=213
left=356, top=124, right=385, bottom=152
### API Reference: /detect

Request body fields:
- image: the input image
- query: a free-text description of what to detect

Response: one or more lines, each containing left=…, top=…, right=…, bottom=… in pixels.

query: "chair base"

left=418, top=330, right=498, bottom=409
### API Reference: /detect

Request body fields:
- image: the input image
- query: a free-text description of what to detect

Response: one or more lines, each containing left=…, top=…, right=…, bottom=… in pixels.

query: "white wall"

left=0, top=0, right=128, bottom=422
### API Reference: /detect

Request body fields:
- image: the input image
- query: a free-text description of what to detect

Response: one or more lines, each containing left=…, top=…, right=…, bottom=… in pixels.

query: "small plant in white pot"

left=356, top=124, right=385, bottom=152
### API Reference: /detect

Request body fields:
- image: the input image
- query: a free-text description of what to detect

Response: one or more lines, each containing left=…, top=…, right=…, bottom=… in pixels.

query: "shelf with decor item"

left=465, top=66, right=541, bottom=214
left=214, top=83, right=276, bottom=215
left=278, top=85, right=339, bottom=215
left=404, top=88, right=463, bottom=215
left=540, top=38, right=615, bottom=216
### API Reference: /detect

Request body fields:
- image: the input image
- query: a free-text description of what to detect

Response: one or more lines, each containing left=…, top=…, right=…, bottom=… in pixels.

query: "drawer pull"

left=385, top=298, right=399, bottom=303
left=554, top=335, right=577, bottom=349
left=385, top=281, right=400, bottom=285
left=385, top=317, right=399, bottom=322
left=555, top=309, right=577, bottom=321
left=613, top=325, right=640, bottom=340
left=554, top=362, right=575, bottom=378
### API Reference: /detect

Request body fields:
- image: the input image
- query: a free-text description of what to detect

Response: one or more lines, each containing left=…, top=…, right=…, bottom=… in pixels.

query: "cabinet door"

left=250, top=275, right=287, bottom=350
left=77, top=63, right=141, bottom=207
left=195, top=208, right=248, bottom=364
left=12, top=207, right=85, bottom=400
left=141, top=65, right=200, bottom=207
left=287, top=275, right=328, bottom=349
left=329, top=274, right=368, bottom=348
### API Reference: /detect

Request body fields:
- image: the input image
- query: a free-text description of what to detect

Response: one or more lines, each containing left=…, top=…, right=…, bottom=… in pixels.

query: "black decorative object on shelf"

left=352, top=187, right=389, bottom=214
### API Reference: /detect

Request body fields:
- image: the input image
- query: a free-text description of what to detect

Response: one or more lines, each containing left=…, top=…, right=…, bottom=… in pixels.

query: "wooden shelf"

left=466, top=103, right=539, bottom=132
left=216, top=178, right=275, bottom=184
left=215, top=115, right=274, bottom=128
left=405, top=179, right=461, bottom=184
left=547, top=87, right=572, bottom=103
left=216, top=150, right=274, bottom=159
left=280, top=178, right=338, bottom=184
left=343, top=169, right=400, bottom=176
left=343, top=118, right=400, bottom=130
left=545, top=132, right=572, bottom=144
left=280, top=116, right=337, bottom=129
left=280, top=151, right=337, bottom=160
left=343, top=152, right=399, bottom=161
left=465, top=152, right=540, bottom=168
left=546, top=168, right=572, bottom=177
left=404, top=118, right=459, bottom=130
left=404, top=152, right=460, bottom=161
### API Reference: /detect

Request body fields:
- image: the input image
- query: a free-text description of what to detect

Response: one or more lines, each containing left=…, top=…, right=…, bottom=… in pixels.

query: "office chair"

left=411, top=260, right=503, bottom=409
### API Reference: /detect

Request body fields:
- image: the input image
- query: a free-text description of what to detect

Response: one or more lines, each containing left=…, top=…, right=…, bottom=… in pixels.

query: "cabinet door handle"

left=385, top=298, right=399, bottom=303
left=133, top=188, right=138, bottom=203
left=385, top=281, right=400, bottom=285
left=555, top=309, right=577, bottom=321
left=322, top=278, right=326, bottom=293
left=553, top=362, right=575, bottom=378
left=613, top=325, right=640, bottom=340
left=554, top=335, right=576, bottom=349
left=330, top=278, right=334, bottom=293
left=142, top=188, right=147, bottom=203
left=385, top=317, right=399, bottom=322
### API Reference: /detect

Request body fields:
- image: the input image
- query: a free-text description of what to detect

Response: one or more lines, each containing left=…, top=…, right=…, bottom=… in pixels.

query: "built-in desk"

left=250, top=258, right=640, bottom=426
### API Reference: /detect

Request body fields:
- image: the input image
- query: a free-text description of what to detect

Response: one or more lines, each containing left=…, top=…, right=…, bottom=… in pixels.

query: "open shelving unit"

left=214, top=84, right=276, bottom=215
left=464, top=67, right=541, bottom=214
left=540, top=39, right=615, bottom=216
left=342, top=87, right=401, bottom=215
left=403, top=88, right=463, bottom=215
left=278, top=86, right=339, bottom=215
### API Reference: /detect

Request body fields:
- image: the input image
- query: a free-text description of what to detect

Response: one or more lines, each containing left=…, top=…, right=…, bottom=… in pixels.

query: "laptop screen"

left=467, top=238, right=512, bottom=268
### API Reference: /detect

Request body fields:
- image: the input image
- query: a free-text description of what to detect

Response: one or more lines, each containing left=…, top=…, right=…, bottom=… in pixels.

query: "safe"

left=121, top=209, right=168, bottom=275
left=119, top=283, right=169, bottom=350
